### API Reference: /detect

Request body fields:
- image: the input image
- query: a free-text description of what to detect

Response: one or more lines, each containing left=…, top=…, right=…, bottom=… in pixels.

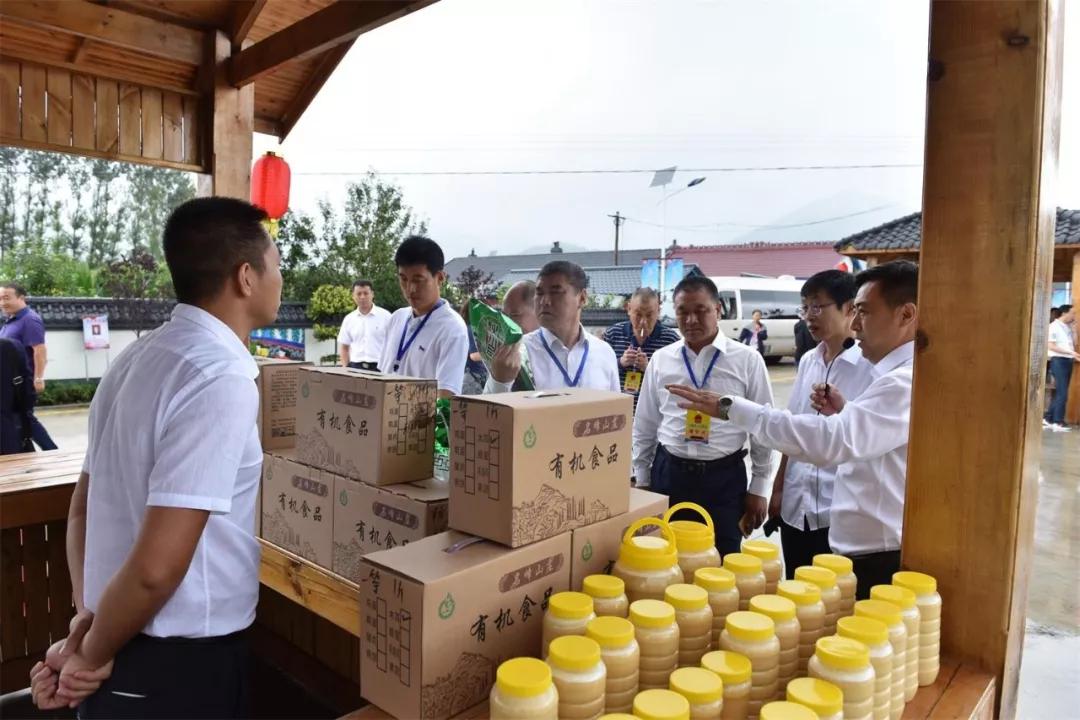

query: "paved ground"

left=31, top=362, right=1078, bottom=717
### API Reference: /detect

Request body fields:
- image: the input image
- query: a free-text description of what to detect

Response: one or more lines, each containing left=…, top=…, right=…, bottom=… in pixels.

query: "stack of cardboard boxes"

left=357, top=389, right=670, bottom=720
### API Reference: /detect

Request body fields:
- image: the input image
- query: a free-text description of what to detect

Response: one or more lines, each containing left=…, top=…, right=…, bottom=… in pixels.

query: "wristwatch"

left=716, top=395, right=734, bottom=421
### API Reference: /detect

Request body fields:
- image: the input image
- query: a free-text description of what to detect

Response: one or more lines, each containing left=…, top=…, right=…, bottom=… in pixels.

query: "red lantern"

left=251, top=151, right=291, bottom=220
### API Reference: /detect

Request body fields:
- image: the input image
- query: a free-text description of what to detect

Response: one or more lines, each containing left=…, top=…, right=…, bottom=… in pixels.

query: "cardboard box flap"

left=305, top=366, right=431, bottom=384
left=361, top=531, right=529, bottom=584
left=394, top=477, right=450, bottom=503
left=456, top=388, right=626, bottom=409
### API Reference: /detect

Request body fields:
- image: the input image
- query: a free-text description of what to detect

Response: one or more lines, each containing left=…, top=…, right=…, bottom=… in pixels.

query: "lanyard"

left=396, top=300, right=443, bottom=364
left=681, top=345, right=721, bottom=389
left=540, top=330, right=590, bottom=388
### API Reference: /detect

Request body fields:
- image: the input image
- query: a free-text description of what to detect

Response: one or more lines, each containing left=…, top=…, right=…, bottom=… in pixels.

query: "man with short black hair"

left=1045, top=303, right=1078, bottom=431
left=603, top=287, right=681, bottom=402
left=379, top=235, right=469, bottom=399
left=338, top=279, right=391, bottom=371
left=502, top=280, right=539, bottom=334
left=0, top=281, right=57, bottom=450
left=30, top=197, right=283, bottom=717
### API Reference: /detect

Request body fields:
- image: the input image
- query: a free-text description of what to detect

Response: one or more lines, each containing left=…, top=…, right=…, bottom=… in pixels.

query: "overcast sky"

left=255, top=0, right=1080, bottom=262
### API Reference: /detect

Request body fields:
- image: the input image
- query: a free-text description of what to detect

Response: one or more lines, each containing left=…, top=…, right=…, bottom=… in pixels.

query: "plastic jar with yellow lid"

left=853, top=600, right=906, bottom=720
left=777, top=579, right=825, bottom=674
left=666, top=584, right=714, bottom=668
left=543, top=591, right=596, bottom=657
left=547, top=635, right=607, bottom=720
left=587, top=616, right=640, bottom=714
left=585, top=574, right=631, bottom=618
left=670, top=667, right=724, bottom=720
left=813, top=554, right=856, bottom=618
left=701, top=650, right=752, bottom=720
left=599, top=715, right=639, bottom=720
left=870, top=584, right=919, bottom=702
left=748, top=595, right=799, bottom=695
left=634, top=688, right=692, bottom=720
left=723, top=554, right=766, bottom=610
left=630, top=599, right=681, bottom=690
left=794, top=565, right=840, bottom=637
left=837, top=615, right=893, bottom=720
left=695, top=567, right=740, bottom=647
left=759, top=701, right=819, bottom=720
left=786, top=677, right=844, bottom=720
left=891, top=571, right=941, bottom=687
left=490, top=657, right=559, bottom=720
left=719, top=611, right=780, bottom=719
left=808, top=636, right=875, bottom=720
left=614, top=518, right=684, bottom=604
left=665, top=503, right=723, bottom=583
left=741, top=541, right=782, bottom=595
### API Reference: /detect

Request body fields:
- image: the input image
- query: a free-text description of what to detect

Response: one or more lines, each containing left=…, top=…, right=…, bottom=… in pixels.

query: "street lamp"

left=651, top=174, right=707, bottom=303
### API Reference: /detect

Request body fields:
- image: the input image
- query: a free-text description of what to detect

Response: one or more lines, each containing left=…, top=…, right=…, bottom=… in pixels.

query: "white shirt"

left=379, top=301, right=470, bottom=395
left=728, top=341, right=914, bottom=555
left=81, top=304, right=262, bottom=638
left=1048, top=318, right=1075, bottom=358
left=780, top=341, right=876, bottom=530
left=337, top=305, right=392, bottom=364
left=632, top=332, right=775, bottom=496
left=484, top=325, right=620, bottom=394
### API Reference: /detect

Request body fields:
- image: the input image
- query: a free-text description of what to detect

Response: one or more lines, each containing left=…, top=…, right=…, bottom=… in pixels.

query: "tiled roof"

left=668, top=242, right=843, bottom=278
left=836, top=208, right=1080, bottom=253
left=445, top=247, right=661, bottom=283
left=499, top=264, right=702, bottom=297
left=27, top=298, right=311, bottom=330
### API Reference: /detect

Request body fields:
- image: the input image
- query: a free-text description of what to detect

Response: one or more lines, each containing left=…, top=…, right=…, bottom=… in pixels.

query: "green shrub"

left=308, top=285, right=354, bottom=342
left=36, top=379, right=99, bottom=406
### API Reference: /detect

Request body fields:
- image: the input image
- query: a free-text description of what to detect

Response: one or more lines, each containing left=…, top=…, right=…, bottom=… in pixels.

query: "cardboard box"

left=295, top=367, right=437, bottom=486
left=448, top=390, right=633, bottom=547
left=359, top=530, right=572, bottom=720
left=569, top=487, right=670, bottom=589
left=332, top=476, right=450, bottom=582
left=255, top=358, right=310, bottom=450
left=260, top=452, right=333, bottom=568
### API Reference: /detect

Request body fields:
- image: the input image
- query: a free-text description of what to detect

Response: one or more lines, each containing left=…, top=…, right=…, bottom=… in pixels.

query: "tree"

left=308, top=284, right=354, bottom=342
left=98, top=248, right=174, bottom=335
left=453, top=265, right=496, bottom=299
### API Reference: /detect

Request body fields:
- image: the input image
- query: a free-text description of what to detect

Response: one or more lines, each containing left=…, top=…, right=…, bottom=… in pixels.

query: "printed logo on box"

left=498, top=553, right=565, bottom=593
left=292, top=475, right=329, bottom=497
left=573, top=414, right=627, bottom=438
left=373, top=501, right=420, bottom=530
left=332, top=389, right=377, bottom=409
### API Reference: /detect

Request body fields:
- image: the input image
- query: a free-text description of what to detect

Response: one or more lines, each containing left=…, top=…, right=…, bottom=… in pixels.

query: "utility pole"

left=608, top=211, right=624, bottom=265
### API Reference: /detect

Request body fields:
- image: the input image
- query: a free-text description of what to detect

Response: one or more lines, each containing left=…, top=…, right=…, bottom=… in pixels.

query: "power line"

left=291, top=163, right=921, bottom=177
left=621, top=204, right=900, bottom=232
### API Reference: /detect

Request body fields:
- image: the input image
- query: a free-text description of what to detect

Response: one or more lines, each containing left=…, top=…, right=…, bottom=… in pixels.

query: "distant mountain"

left=727, top=193, right=914, bottom=246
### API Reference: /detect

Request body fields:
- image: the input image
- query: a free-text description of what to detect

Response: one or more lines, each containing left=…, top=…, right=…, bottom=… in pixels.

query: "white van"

left=711, top=276, right=803, bottom=363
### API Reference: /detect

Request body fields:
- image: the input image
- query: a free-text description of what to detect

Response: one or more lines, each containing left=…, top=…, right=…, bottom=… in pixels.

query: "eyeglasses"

left=797, top=302, right=839, bottom=319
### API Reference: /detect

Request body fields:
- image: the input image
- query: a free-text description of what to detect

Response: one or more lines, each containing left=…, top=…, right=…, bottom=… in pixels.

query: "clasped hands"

left=29, top=609, right=113, bottom=710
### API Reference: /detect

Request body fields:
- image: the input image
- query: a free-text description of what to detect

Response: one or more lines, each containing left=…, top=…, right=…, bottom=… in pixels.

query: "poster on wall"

left=250, top=327, right=305, bottom=361
left=82, top=314, right=110, bottom=350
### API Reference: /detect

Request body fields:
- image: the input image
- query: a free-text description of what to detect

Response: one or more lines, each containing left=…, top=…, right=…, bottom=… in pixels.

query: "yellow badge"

left=624, top=370, right=643, bottom=392
left=685, top=410, right=711, bottom=442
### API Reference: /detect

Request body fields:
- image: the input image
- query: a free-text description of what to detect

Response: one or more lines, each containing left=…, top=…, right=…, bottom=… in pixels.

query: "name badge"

left=684, top=411, right=711, bottom=443
left=623, top=370, right=643, bottom=393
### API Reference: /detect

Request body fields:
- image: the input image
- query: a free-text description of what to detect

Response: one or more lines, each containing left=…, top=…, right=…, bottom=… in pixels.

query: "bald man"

left=502, top=280, right=539, bottom=333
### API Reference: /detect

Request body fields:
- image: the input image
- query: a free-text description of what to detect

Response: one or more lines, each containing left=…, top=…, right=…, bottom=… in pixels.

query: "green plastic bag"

left=434, top=397, right=451, bottom=481
left=467, top=298, right=534, bottom=391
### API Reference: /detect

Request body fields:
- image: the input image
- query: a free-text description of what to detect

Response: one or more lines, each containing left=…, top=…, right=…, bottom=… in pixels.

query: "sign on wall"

left=82, top=314, right=110, bottom=350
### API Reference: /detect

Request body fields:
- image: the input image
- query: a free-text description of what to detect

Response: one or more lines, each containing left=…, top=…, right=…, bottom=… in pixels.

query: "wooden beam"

left=0, top=50, right=199, bottom=97
left=2, top=135, right=204, bottom=173
left=231, top=0, right=267, bottom=46
left=279, top=41, right=354, bottom=139
left=253, top=115, right=283, bottom=137
left=903, top=2, right=1063, bottom=718
left=227, top=1, right=433, bottom=87
left=206, top=31, right=253, bottom=198
left=1067, top=250, right=1080, bottom=423
left=70, top=38, right=92, bottom=64
left=0, top=0, right=203, bottom=65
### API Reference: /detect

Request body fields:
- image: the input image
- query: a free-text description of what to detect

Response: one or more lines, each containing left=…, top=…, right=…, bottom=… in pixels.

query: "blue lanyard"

left=539, top=330, right=590, bottom=387
left=681, top=345, right=721, bottom=389
left=396, top=300, right=444, bottom=364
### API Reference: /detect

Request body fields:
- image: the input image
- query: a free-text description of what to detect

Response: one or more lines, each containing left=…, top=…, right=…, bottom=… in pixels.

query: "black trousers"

left=348, top=361, right=380, bottom=372
left=651, top=445, right=748, bottom=556
left=850, top=550, right=902, bottom=600
left=79, top=631, right=249, bottom=719
left=780, top=518, right=832, bottom=579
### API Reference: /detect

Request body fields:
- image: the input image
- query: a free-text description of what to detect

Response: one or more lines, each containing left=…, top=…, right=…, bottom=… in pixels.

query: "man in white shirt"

left=502, top=280, right=539, bottom=333
left=338, top=279, right=391, bottom=371
left=669, top=261, right=919, bottom=598
left=768, top=270, right=875, bottom=578
left=379, top=235, right=469, bottom=398
left=632, top=276, right=775, bottom=555
left=1045, top=304, right=1078, bottom=430
left=486, top=261, right=620, bottom=394
left=30, top=197, right=282, bottom=716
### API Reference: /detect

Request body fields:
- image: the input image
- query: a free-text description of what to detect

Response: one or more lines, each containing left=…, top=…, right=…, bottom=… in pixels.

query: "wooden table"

left=258, top=539, right=360, bottom=637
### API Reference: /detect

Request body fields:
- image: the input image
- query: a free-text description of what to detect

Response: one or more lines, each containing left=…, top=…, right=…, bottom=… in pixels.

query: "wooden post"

left=204, top=31, right=253, bottom=199
left=903, top=1, right=1063, bottom=718
left=1067, top=250, right=1080, bottom=424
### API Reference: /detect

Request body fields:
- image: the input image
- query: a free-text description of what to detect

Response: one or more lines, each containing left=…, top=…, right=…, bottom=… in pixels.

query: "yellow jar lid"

left=495, top=657, right=552, bottom=698
left=854, top=598, right=902, bottom=627
left=547, top=591, right=594, bottom=620
left=794, top=565, right=837, bottom=590
left=837, top=615, right=889, bottom=647
left=701, top=650, right=752, bottom=685
left=812, top=553, right=853, bottom=576
left=786, top=677, right=844, bottom=716
left=664, top=502, right=716, bottom=553
left=630, top=599, right=676, bottom=629
left=619, top=517, right=680, bottom=571
left=760, top=701, right=820, bottom=720
left=670, top=666, right=723, bottom=704
left=776, top=579, right=821, bottom=606
left=724, top=610, right=775, bottom=642
left=722, top=552, right=763, bottom=576
left=870, top=583, right=916, bottom=610
left=694, top=566, right=736, bottom=592
left=664, top=583, right=709, bottom=611
left=741, top=539, right=780, bottom=561
left=633, top=689, right=691, bottom=720
left=814, top=635, right=870, bottom=670
left=893, top=570, right=937, bottom=595
left=599, top=715, right=639, bottom=720
left=583, top=574, right=626, bottom=599
left=586, top=616, right=635, bottom=648
left=547, top=635, right=602, bottom=672
left=749, top=594, right=797, bottom=622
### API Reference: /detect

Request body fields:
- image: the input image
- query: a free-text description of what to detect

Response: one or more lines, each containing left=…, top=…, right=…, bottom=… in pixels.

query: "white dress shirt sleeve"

left=484, top=375, right=513, bottom=394
left=744, top=351, right=776, bottom=497
left=147, top=374, right=259, bottom=513
left=631, top=358, right=663, bottom=486
left=435, top=323, right=470, bottom=395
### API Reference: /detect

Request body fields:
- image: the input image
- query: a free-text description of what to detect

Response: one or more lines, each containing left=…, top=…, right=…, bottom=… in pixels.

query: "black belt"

left=136, top=628, right=247, bottom=646
left=660, top=445, right=747, bottom=473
